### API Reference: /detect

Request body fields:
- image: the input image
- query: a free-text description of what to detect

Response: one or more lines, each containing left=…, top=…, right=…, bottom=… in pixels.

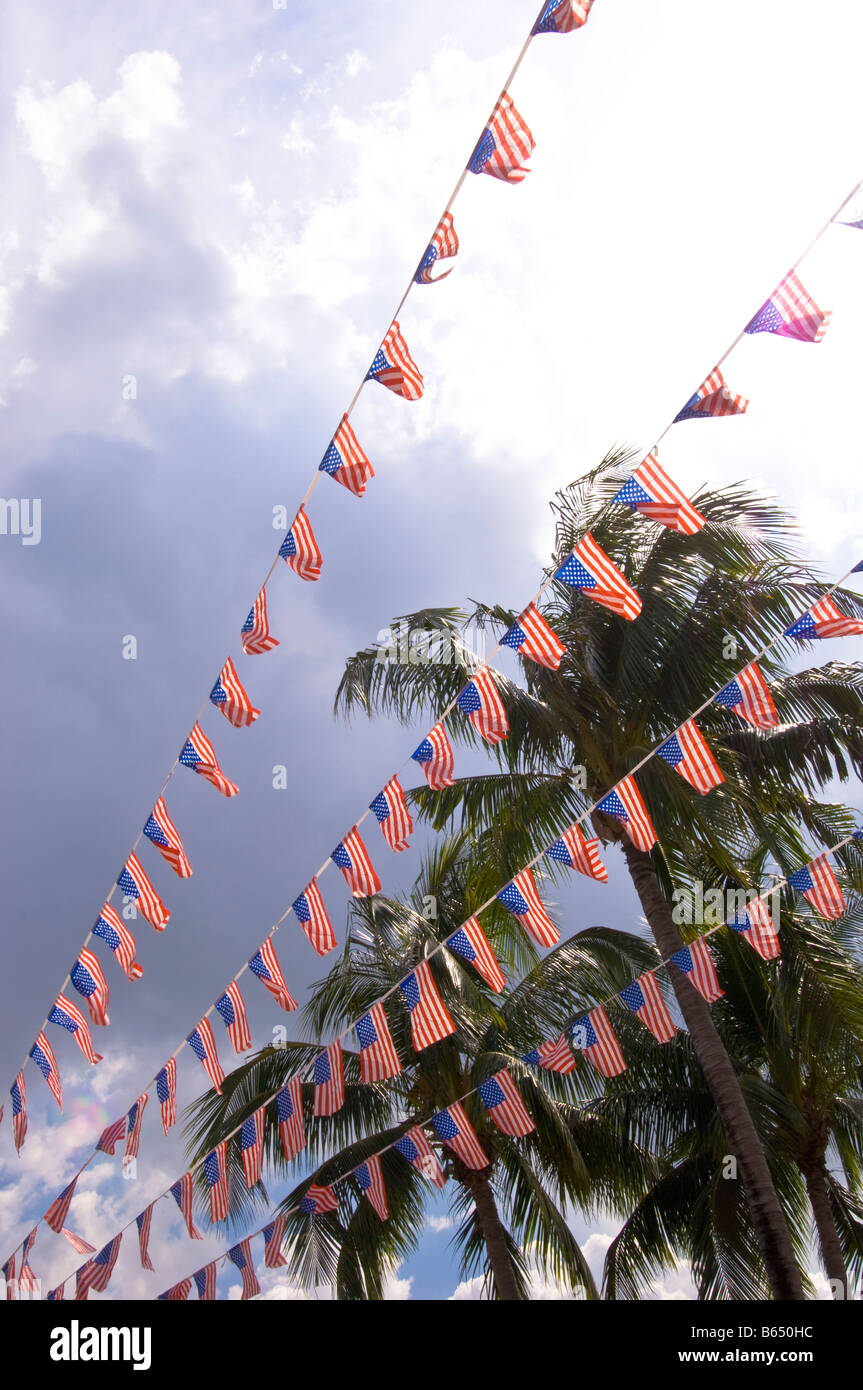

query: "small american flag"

left=478, top=1070, right=535, bottom=1138
left=125, top=1092, right=149, bottom=1159
left=2, top=1255, right=15, bottom=1299
left=319, top=415, right=375, bottom=496
left=215, top=981, right=252, bottom=1053
left=92, top=904, right=143, bottom=981
left=597, top=774, right=657, bottom=852
left=210, top=656, right=260, bottom=728
left=180, top=722, right=238, bottom=797
left=412, top=721, right=456, bottom=789
left=313, top=1041, right=345, bottom=1117
left=158, top=1279, right=192, bottom=1302
left=674, top=368, right=748, bottom=422
left=546, top=822, right=608, bottom=882
left=714, top=662, right=777, bottom=730
left=228, top=1238, right=261, bottom=1299
left=788, top=854, right=846, bottom=919
left=786, top=596, right=863, bottom=641
left=554, top=532, right=641, bottom=620
left=60, top=1228, right=95, bottom=1256
left=71, top=948, right=110, bottom=1025
left=533, top=0, right=595, bottom=33
left=523, top=1032, right=576, bottom=1074
left=118, top=852, right=170, bottom=931
left=248, top=938, right=298, bottom=1011
left=300, top=1182, right=338, bottom=1216
left=400, top=960, right=456, bottom=1050
left=293, top=880, right=336, bottom=955
left=263, top=1216, right=288, bottom=1268
left=431, top=1102, right=488, bottom=1169
left=136, top=1205, right=155, bottom=1271
left=18, top=1229, right=38, bottom=1295
left=370, top=776, right=413, bottom=852
left=187, top=1017, right=226, bottom=1093
left=745, top=270, right=831, bottom=343
left=44, top=1177, right=79, bottom=1234
left=670, top=938, right=724, bottom=1002
left=156, top=1058, right=177, bottom=1133
left=331, top=828, right=381, bottom=897
left=11, top=1073, right=27, bottom=1151
left=570, top=1007, right=627, bottom=1077
left=48, top=995, right=102, bottom=1064
left=727, top=898, right=780, bottom=960
left=394, top=1126, right=446, bottom=1188
left=469, top=91, right=534, bottom=183
left=365, top=322, right=424, bottom=400
left=457, top=666, right=509, bottom=744
left=241, top=586, right=279, bottom=655
left=76, top=1234, right=122, bottom=1299
left=205, top=1141, right=230, bottom=1222
left=415, top=211, right=459, bottom=284
left=144, top=797, right=192, bottom=878
left=657, top=718, right=724, bottom=794
left=193, top=1263, right=217, bottom=1299
left=97, top=1115, right=125, bottom=1154
left=448, top=916, right=505, bottom=992
left=280, top=505, right=322, bottom=580
left=30, top=1031, right=62, bottom=1109
left=620, top=971, right=676, bottom=1043
left=497, top=868, right=560, bottom=947
left=614, top=453, right=706, bottom=534
left=240, top=1106, right=266, bottom=1189
left=277, top=1075, right=305, bottom=1160
left=47, top=1282, right=65, bottom=1301
left=356, top=1155, right=388, bottom=1220
left=357, top=1001, right=402, bottom=1083
left=500, top=602, right=566, bottom=669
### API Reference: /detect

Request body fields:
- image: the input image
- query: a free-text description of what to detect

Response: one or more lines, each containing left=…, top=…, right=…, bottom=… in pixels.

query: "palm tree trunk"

left=620, top=839, right=804, bottom=1301
left=802, top=1160, right=847, bottom=1298
left=455, top=1159, right=523, bottom=1300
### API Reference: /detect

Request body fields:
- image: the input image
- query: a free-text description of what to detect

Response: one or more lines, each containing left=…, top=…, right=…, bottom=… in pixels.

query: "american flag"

left=193, top=1263, right=217, bottom=1299
left=431, top=1102, right=489, bottom=1169
left=125, top=1092, right=149, bottom=1160
left=394, top=1126, right=447, bottom=1188
left=277, top=1076, right=305, bottom=1160
left=117, top=852, right=170, bottom=931
left=136, top=1205, right=155, bottom=1271
left=370, top=776, right=413, bottom=852
left=240, top=1106, right=266, bottom=1189
left=47, top=1283, right=65, bottom=1301
left=497, top=868, right=560, bottom=947
left=313, top=1041, right=345, bottom=1117
left=263, top=1215, right=288, bottom=1268
left=400, top=960, right=456, bottom=1051
left=670, top=937, right=724, bottom=1002
left=18, top=1229, right=38, bottom=1295
left=143, top=797, right=192, bottom=879
left=44, top=1176, right=79, bottom=1233
left=727, top=898, right=780, bottom=960
left=158, top=1279, right=192, bottom=1302
left=76, top=1234, right=122, bottom=1299
left=156, top=1058, right=177, bottom=1133
left=457, top=666, right=509, bottom=744
left=241, top=586, right=279, bottom=655
left=469, top=91, right=534, bottom=182
left=620, top=971, right=676, bottom=1043
left=356, top=1154, right=388, bottom=1220
left=97, top=1115, right=125, bottom=1154
left=331, top=827, right=381, bottom=897
left=11, top=1073, right=27, bottom=1151
left=447, top=916, right=506, bottom=992
left=293, top=880, right=336, bottom=955
left=48, top=995, right=102, bottom=1064
left=533, top=0, right=596, bottom=33
left=614, top=453, right=706, bottom=534
left=786, top=596, right=863, bottom=641
left=570, top=1007, right=627, bottom=1077
left=2, top=1255, right=15, bottom=1300
left=714, top=662, right=778, bottom=730
left=546, top=822, right=608, bottom=882
left=280, top=505, right=322, bottom=580
left=248, top=938, right=298, bottom=1011
left=656, top=718, right=724, bottom=794
left=356, top=1002, right=402, bottom=1083
left=365, top=322, right=424, bottom=400
left=674, top=368, right=748, bottom=422
left=228, top=1239, right=261, bottom=1299
left=745, top=270, right=831, bottom=344
left=180, top=722, right=239, bottom=797
left=215, top=981, right=252, bottom=1053
left=500, top=601, right=566, bottom=669
left=30, top=1031, right=62, bottom=1109
left=412, top=721, right=456, bottom=789
left=60, top=1228, right=95, bottom=1256
left=523, top=1032, right=576, bottom=1074
left=187, top=1017, right=226, bottom=1093
left=300, top=1182, right=339, bottom=1216
left=597, top=774, right=657, bottom=852
left=554, top=532, right=642, bottom=620
left=788, top=854, right=846, bottom=919
left=415, top=211, right=459, bottom=284
left=478, top=1070, right=535, bottom=1138
left=318, top=414, right=375, bottom=496
left=92, top=904, right=143, bottom=981
left=209, top=656, right=260, bottom=728
left=71, top=947, right=110, bottom=1025
left=205, top=1141, right=230, bottom=1222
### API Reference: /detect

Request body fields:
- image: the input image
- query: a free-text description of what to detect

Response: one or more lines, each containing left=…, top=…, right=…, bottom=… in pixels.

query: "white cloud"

left=427, top=1214, right=455, bottom=1233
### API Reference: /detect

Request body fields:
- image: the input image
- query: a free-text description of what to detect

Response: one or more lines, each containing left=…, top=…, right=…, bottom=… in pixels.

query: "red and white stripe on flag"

left=372, top=775, right=413, bottom=852
left=357, top=1001, right=402, bottom=1083
left=61, top=1228, right=95, bottom=1256
left=71, top=948, right=109, bottom=1025
left=723, top=662, right=778, bottom=730
left=396, top=1125, right=447, bottom=1188
left=240, top=1106, right=266, bottom=1189
left=474, top=91, right=535, bottom=182
left=97, top=1116, right=124, bottom=1155
left=147, top=797, right=192, bottom=878
left=535, top=1033, right=577, bottom=1074
left=324, top=415, right=375, bottom=496
left=241, top=586, right=279, bottom=655
left=478, top=1069, right=535, bottom=1138
left=603, top=774, right=657, bottom=853
left=575, top=532, right=642, bottom=620
left=125, top=1092, right=149, bottom=1160
left=658, top=719, right=724, bottom=794
left=632, top=453, right=706, bottom=535
left=432, top=1101, right=489, bottom=1170
left=673, top=937, right=724, bottom=1002
left=136, top=1204, right=155, bottom=1271
left=540, top=0, right=596, bottom=31
left=94, top=903, right=143, bottom=980
left=194, top=1264, right=218, bottom=1299
left=302, top=1182, right=339, bottom=1215
left=157, top=1057, right=177, bottom=1134
left=766, top=271, right=831, bottom=343
left=249, top=938, right=298, bottom=1012
left=171, top=1172, right=203, bottom=1240
left=508, top=867, right=560, bottom=947
left=294, top=879, right=337, bottom=956
left=739, top=897, right=781, bottom=960
left=357, top=1154, right=389, bottom=1221
left=511, top=601, right=566, bottom=669
left=413, top=721, right=456, bottom=789
left=416, top=211, right=459, bottom=284
left=228, top=1239, right=261, bottom=1300
left=333, top=827, right=381, bottom=897
left=183, top=722, right=239, bottom=797
left=216, top=981, right=252, bottom=1054
left=811, top=597, right=863, bottom=639
left=277, top=1075, right=305, bottom=1160
left=369, top=322, right=424, bottom=400
left=44, top=1177, right=78, bottom=1234
left=211, top=656, right=260, bottom=728
left=188, top=1017, right=226, bottom=1093
left=161, top=1278, right=192, bottom=1301
left=400, top=960, right=456, bottom=1051
left=621, top=971, right=677, bottom=1044
left=281, top=505, right=322, bottom=581
left=31, top=1031, right=62, bottom=1109
left=804, top=854, right=846, bottom=919
left=688, top=369, right=749, bottom=419
left=572, top=1006, right=627, bottom=1078
left=123, top=852, right=170, bottom=931
left=449, top=915, right=506, bottom=993
left=553, top=822, right=609, bottom=882
left=51, top=995, right=102, bottom=1064
left=263, top=1215, right=288, bottom=1269
left=206, top=1141, right=230, bottom=1223
left=462, top=666, right=509, bottom=745
left=313, top=1040, right=345, bottom=1117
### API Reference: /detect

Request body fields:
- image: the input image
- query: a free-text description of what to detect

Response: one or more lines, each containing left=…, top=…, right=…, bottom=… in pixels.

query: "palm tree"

left=332, top=457, right=863, bottom=1299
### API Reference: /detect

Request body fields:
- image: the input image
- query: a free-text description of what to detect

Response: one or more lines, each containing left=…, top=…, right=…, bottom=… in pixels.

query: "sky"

left=1, top=0, right=862, bottom=1302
